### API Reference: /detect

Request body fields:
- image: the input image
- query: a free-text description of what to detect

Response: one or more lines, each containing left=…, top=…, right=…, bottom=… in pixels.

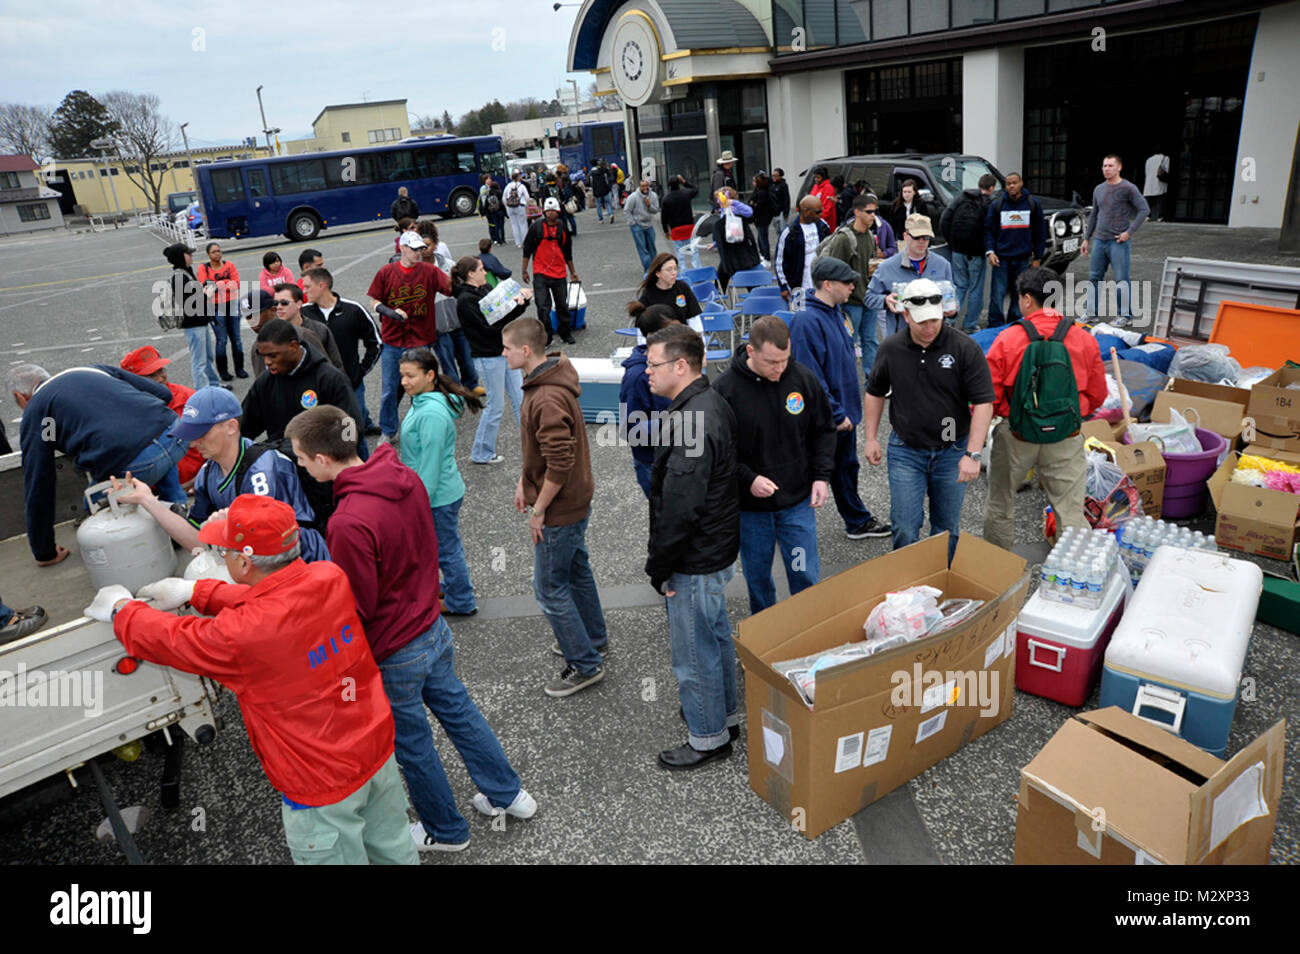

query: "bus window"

left=559, top=127, right=581, bottom=147
left=271, top=159, right=327, bottom=194
left=591, top=126, right=617, bottom=156
left=247, top=168, right=269, bottom=199
left=210, top=168, right=245, bottom=203
left=481, top=150, right=506, bottom=177
left=374, top=149, right=416, bottom=182
left=456, top=151, right=476, bottom=174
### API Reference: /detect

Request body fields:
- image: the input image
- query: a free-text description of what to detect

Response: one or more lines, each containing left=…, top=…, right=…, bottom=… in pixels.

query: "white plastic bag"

left=1126, top=407, right=1202, bottom=455
left=724, top=210, right=743, bottom=244
left=1167, top=343, right=1241, bottom=385
left=1085, top=450, right=1127, bottom=501
left=863, top=586, right=944, bottom=645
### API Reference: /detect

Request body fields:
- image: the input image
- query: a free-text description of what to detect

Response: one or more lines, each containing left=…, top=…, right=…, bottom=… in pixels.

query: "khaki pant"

left=983, top=426, right=1088, bottom=551
left=279, top=755, right=419, bottom=865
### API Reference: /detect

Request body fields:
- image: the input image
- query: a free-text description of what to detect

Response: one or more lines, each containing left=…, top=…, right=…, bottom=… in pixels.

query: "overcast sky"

left=1, top=0, right=588, bottom=146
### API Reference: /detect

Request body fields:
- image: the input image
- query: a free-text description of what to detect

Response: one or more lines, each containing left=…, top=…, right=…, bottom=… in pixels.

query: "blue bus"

left=556, top=121, right=627, bottom=179
left=194, top=135, right=506, bottom=241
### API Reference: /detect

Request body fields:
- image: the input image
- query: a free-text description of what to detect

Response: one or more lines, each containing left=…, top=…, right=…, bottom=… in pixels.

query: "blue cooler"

left=569, top=356, right=623, bottom=423
left=1099, top=547, right=1262, bottom=757
left=549, top=280, right=587, bottom=331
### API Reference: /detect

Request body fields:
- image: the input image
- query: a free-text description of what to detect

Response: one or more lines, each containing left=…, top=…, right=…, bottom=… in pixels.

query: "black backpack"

left=1008, top=318, right=1082, bottom=444
left=486, top=192, right=502, bottom=213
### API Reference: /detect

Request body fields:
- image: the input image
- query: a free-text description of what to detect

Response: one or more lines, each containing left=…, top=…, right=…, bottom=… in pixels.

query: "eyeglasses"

left=863, top=209, right=877, bottom=215
left=646, top=358, right=679, bottom=370
left=904, top=295, right=943, bottom=306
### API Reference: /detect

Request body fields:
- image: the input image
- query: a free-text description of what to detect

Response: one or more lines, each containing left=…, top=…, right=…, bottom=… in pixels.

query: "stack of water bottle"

left=1039, top=527, right=1120, bottom=610
left=1118, top=516, right=1217, bottom=585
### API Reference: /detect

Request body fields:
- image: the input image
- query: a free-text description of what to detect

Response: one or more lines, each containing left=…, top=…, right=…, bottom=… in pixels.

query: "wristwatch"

left=964, top=450, right=982, bottom=462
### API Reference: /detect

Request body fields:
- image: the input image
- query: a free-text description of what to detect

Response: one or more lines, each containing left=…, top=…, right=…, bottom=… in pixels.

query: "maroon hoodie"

left=327, top=442, right=439, bottom=662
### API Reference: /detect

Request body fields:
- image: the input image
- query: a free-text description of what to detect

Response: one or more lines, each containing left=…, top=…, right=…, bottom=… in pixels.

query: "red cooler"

left=1015, top=570, right=1127, bottom=706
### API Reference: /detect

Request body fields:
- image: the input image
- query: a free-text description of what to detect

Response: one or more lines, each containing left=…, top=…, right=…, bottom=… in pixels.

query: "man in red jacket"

left=119, top=344, right=204, bottom=486
left=286, top=405, right=536, bottom=854
left=83, top=494, right=416, bottom=865
left=809, top=166, right=838, bottom=230
left=983, top=267, right=1108, bottom=549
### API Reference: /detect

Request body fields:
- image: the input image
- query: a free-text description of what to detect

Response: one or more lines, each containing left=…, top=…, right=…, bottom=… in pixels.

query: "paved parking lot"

left=1, top=214, right=1296, bottom=864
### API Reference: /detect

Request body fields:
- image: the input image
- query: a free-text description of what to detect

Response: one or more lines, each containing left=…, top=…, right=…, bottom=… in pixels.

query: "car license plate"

left=1062, top=237, right=1079, bottom=254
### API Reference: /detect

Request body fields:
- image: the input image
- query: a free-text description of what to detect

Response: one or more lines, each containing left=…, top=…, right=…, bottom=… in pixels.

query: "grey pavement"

left=0, top=214, right=1296, bottom=864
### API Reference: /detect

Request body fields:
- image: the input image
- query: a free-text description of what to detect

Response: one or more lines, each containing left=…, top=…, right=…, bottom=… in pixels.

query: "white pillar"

left=962, top=47, right=1024, bottom=173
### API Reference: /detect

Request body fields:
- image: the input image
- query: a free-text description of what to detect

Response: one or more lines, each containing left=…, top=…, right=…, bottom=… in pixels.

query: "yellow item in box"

left=1237, top=453, right=1300, bottom=475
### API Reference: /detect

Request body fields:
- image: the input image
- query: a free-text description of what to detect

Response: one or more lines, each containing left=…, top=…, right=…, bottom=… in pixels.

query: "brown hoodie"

left=519, top=353, right=594, bottom=526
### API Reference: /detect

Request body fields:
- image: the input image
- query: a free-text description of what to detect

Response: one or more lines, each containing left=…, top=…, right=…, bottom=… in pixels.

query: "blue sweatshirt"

left=20, top=365, right=176, bottom=560
left=619, top=345, right=671, bottom=465
left=790, top=296, right=862, bottom=426
left=479, top=250, right=512, bottom=281
left=984, top=189, right=1047, bottom=260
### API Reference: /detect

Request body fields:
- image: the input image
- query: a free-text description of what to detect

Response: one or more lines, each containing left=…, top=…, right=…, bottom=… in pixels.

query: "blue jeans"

left=433, top=329, right=478, bottom=390
left=886, top=433, right=968, bottom=564
left=987, top=254, right=1030, bottom=327
left=124, top=432, right=189, bottom=503
left=950, top=252, right=987, bottom=332
left=379, top=616, right=522, bottom=844
left=738, top=502, right=820, bottom=615
left=832, top=427, right=875, bottom=532
left=595, top=194, right=613, bottom=220
left=379, top=342, right=416, bottom=438
left=354, top=381, right=375, bottom=429
left=210, top=305, right=244, bottom=375
left=432, top=496, right=475, bottom=614
left=533, top=513, right=607, bottom=675
left=0, top=600, right=14, bottom=626
left=184, top=325, right=219, bottom=389
left=843, top=302, right=877, bottom=379
left=665, top=566, right=738, bottom=751
left=633, top=457, right=653, bottom=498
left=1087, top=238, right=1134, bottom=321
left=882, top=309, right=905, bottom=339
left=471, top=356, right=522, bottom=462
left=755, top=222, right=772, bottom=260
left=630, top=224, right=657, bottom=273
left=673, top=238, right=701, bottom=271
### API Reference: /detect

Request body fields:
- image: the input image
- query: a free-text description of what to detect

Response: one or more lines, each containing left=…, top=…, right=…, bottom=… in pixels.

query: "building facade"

left=284, top=100, right=412, bottom=155
left=0, top=155, right=66, bottom=235
left=568, top=0, right=1300, bottom=226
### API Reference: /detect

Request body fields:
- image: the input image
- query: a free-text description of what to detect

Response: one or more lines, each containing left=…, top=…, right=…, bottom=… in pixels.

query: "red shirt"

left=165, top=381, right=205, bottom=483
left=114, top=560, right=394, bottom=806
left=366, top=260, right=451, bottom=347
left=811, top=180, right=838, bottom=230
left=985, top=307, right=1109, bottom=420
left=533, top=222, right=569, bottom=279
left=196, top=261, right=240, bottom=304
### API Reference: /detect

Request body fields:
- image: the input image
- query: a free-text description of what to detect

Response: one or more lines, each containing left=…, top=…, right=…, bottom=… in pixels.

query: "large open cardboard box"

left=735, top=534, right=1030, bottom=840
left=1014, top=708, right=1285, bottom=865
left=1151, top=379, right=1250, bottom=443
left=1246, top=366, right=1300, bottom=453
left=1207, top=445, right=1300, bottom=560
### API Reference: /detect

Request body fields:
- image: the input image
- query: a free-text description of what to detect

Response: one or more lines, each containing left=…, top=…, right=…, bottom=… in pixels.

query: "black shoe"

left=219, top=373, right=234, bottom=383
left=678, top=707, right=740, bottom=741
left=658, top=741, right=733, bottom=770
left=442, top=607, right=478, bottom=617
left=235, top=369, right=249, bottom=379
left=364, top=424, right=383, bottom=437
left=846, top=517, right=892, bottom=539
left=560, top=334, right=576, bottom=345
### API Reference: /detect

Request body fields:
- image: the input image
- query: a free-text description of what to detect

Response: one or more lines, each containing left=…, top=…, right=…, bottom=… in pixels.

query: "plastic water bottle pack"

left=1117, top=516, right=1217, bottom=585
left=1038, top=527, right=1120, bottom=611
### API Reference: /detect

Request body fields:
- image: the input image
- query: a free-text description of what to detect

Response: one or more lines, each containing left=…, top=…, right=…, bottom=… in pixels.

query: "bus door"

left=242, top=166, right=279, bottom=236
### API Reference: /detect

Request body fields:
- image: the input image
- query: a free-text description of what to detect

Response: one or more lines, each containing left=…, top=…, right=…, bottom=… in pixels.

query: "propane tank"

left=76, top=481, right=177, bottom=593
left=182, top=547, right=234, bottom=585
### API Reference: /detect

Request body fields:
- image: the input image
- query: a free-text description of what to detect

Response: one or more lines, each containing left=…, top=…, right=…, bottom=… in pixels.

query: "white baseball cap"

left=543, top=197, right=561, bottom=212
left=398, top=231, right=427, bottom=249
left=900, top=278, right=944, bottom=322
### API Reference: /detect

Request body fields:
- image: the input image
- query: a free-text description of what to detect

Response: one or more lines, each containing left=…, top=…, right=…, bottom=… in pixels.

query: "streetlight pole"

left=569, top=79, right=580, bottom=125
left=179, top=122, right=198, bottom=194
left=256, top=85, right=272, bottom=152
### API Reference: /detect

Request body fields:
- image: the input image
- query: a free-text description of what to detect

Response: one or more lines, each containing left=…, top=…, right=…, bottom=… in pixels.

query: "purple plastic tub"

left=1124, top=426, right=1228, bottom=519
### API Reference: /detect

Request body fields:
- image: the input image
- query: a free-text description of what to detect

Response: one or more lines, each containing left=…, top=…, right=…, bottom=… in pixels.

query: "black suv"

left=796, top=154, right=1087, bottom=273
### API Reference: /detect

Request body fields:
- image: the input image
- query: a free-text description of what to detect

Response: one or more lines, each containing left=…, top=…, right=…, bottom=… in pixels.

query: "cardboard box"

left=1245, top=366, right=1300, bottom=453
left=1152, top=379, right=1250, bottom=442
left=1207, top=445, right=1300, bottom=560
left=1082, top=420, right=1166, bottom=519
left=1258, top=575, right=1300, bottom=634
left=735, top=534, right=1030, bottom=840
left=1014, top=708, right=1285, bottom=865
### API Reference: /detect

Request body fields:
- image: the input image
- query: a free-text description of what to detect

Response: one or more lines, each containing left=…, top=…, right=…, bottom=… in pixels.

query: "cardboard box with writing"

left=1081, top=420, right=1166, bottom=519
left=1014, top=708, right=1285, bottom=865
left=1207, top=445, right=1300, bottom=560
left=735, top=534, right=1030, bottom=840
left=1151, top=379, right=1250, bottom=443
left=1246, top=366, right=1300, bottom=453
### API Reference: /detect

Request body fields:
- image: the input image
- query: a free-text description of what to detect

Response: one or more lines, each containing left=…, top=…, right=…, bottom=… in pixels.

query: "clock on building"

left=610, top=13, right=662, bottom=107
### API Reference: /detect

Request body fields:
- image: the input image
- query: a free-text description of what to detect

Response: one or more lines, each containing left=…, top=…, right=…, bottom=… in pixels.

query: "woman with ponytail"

left=398, top=347, right=483, bottom=615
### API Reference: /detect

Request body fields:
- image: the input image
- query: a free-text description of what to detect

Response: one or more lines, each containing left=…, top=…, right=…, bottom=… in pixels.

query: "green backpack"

left=1008, top=318, right=1081, bottom=443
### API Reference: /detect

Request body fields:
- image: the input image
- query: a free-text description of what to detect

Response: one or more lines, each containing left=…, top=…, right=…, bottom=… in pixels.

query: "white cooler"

left=569, top=356, right=623, bottom=423
left=1099, top=547, right=1262, bottom=757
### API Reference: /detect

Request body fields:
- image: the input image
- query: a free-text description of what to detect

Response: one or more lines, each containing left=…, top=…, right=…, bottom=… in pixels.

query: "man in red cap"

left=83, top=493, right=417, bottom=865
left=120, top=345, right=204, bottom=485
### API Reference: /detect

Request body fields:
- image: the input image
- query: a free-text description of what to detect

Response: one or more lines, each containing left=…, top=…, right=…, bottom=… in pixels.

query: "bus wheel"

left=288, top=211, right=321, bottom=241
left=449, top=189, right=477, bottom=217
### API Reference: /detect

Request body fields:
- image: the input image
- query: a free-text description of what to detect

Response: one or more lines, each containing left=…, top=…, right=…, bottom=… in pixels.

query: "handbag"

left=434, top=296, right=461, bottom=334
left=564, top=197, right=579, bottom=215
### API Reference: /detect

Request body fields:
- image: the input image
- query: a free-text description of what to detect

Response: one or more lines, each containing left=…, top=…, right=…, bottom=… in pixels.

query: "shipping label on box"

left=1245, top=366, right=1300, bottom=453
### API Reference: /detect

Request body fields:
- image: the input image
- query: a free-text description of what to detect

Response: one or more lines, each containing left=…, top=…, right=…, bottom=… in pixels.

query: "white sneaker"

left=471, top=789, right=538, bottom=820
left=410, top=821, right=469, bottom=852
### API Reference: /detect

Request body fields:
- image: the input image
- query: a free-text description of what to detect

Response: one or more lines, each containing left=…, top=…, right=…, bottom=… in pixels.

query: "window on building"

left=999, top=0, right=1046, bottom=18
left=17, top=203, right=52, bottom=222
left=910, top=0, right=948, bottom=33
left=951, top=0, right=995, bottom=28
left=110, top=167, right=119, bottom=176
left=0, top=171, right=20, bottom=189
left=872, top=0, right=908, bottom=38
left=341, top=131, right=351, bottom=143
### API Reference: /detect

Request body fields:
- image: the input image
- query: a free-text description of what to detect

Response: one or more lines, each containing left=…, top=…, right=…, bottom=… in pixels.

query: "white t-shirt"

left=1143, top=154, right=1169, bottom=197
left=800, top=221, right=820, bottom=289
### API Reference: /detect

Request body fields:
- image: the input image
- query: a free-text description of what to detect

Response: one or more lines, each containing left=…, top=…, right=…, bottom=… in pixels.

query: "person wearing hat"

left=862, top=278, right=995, bottom=562
left=83, top=494, right=417, bottom=865
left=710, top=151, right=738, bottom=212
left=623, top=179, right=662, bottom=274
left=111, top=386, right=329, bottom=561
left=520, top=198, right=580, bottom=346
left=865, top=213, right=956, bottom=343
left=9, top=361, right=186, bottom=567
left=120, top=345, right=205, bottom=485
left=790, top=257, right=891, bottom=540
left=366, top=230, right=452, bottom=442
left=162, top=242, right=221, bottom=389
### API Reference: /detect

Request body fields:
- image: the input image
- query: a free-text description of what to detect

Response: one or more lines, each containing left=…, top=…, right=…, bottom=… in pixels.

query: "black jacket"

left=163, top=243, right=209, bottom=328
left=939, top=188, right=989, bottom=256
left=711, top=214, right=761, bottom=292
left=776, top=217, right=830, bottom=292
left=455, top=283, right=530, bottom=358
left=770, top=178, right=791, bottom=217
left=889, top=196, right=930, bottom=241
left=302, top=295, right=381, bottom=387
left=589, top=167, right=611, bottom=198
left=391, top=195, right=420, bottom=221
left=750, top=185, right=775, bottom=227
left=660, top=183, right=698, bottom=233
left=646, top=376, right=739, bottom=592
left=713, top=352, right=836, bottom=512
left=240, top=342, right=363, bottom=442
left=836, top=185, right=856, bottom=228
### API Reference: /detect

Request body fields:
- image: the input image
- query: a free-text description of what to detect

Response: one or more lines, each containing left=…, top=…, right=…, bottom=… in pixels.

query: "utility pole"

left=90, top=137, right=123, bottom=225
left=256, top=85, right=272, bottom=152
left=179, top=122, right=198, bottom=193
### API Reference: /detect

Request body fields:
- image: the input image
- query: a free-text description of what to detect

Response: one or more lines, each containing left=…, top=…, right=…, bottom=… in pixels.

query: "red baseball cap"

left=121, top=345, right=171, bottom=376
left=198, top=494, right=300, bottom=557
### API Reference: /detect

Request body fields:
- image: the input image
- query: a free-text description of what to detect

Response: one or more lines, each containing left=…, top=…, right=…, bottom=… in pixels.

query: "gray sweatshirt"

left=1086, top=179, right=1150, bottom=241
left=623, top=189, right=661, bottom=228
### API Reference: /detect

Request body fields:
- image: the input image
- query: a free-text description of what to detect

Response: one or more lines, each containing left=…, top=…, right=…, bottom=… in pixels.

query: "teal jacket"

left=399, top=391, right=466, bottom=508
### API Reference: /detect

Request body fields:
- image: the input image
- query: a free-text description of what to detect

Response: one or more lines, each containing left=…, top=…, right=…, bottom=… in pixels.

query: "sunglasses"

left=274, top=300, right=293, bottom=307
left=905, top=295, right=944, bottom=306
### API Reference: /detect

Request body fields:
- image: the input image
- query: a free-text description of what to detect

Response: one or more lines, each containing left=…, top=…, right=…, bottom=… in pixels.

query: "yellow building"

left=283, top=100, right=411, bottom=155
left=56, top=144, right=274, bottom=217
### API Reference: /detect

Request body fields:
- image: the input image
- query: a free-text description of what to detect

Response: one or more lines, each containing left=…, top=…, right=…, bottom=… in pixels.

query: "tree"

left=457, top=109, right=486, bottom=138
left=48, top=90, right=118, bottom=159
left=409, top=113, right=440, bottom=135
left=0, top=103, right=53, bottom=162
left=440, top=110, right=454, bottom=134
left=101, top=91, right=178, bottom=212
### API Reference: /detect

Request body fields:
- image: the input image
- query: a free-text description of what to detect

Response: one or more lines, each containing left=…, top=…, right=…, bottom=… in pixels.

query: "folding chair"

left=728, top=266, right=777, bottom=307
left=700, top=312, right=735, bottom=369
left=691, top=281, right=719, bottom=303
left=739, top=294, right=786, bottom=335
left=614, top=327, right=640, bottom=337
left=680, top=265, right=719, bottom=289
